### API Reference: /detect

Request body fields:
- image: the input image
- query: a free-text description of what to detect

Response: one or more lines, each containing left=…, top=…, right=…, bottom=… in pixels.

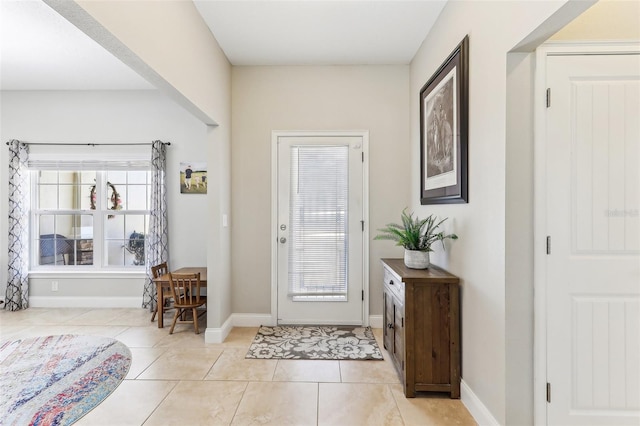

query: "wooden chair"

left=167, top=272, right=207, bottom=334
left=150, top=262, right=171, bottom=322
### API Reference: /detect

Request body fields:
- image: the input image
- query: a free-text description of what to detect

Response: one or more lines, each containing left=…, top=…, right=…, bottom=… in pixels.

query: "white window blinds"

left=288, top=145, right=349, bottom=298
left=27, top=145, right=151, bottom=170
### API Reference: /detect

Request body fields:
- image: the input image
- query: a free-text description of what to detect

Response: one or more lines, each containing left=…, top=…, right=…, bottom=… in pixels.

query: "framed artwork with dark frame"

left=420, top=35, right=469, bottom=204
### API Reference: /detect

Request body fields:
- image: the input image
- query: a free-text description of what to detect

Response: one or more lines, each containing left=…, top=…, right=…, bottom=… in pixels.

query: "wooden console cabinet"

left=381, top=258, right=460, bottom=398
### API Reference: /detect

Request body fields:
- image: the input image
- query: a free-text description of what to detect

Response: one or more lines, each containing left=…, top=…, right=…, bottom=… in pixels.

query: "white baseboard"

left=205, top=315, right=233, bottom=344
left=231, top=314, right=383, bottom=328
left=205, top=313, right=378, bottom=342
left=369, top=314, right=383, bottom=329
left=23, top=303, right=382, bottom=337
left=231, top=313, right=275, bottom=327
left=220, top=313, right=380, bottom=328
left=461, top=379, right=500, bottom=426
left=205, top=313, right=271, bottom=343
left=29, top=296, right=141, bottom=308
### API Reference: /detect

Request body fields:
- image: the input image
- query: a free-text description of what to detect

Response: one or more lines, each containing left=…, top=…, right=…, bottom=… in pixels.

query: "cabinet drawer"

left=383, top=266, right=404, bottom=301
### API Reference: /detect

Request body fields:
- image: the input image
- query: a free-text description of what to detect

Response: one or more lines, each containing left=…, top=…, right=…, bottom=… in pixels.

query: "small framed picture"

left=180, top=162, right=207, bottom=194
left=420, top=36, right=469, bottom=204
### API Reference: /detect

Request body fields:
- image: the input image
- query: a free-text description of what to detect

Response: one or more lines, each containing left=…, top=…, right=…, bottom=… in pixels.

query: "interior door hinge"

left=361, top=220, right=364, bottom=231
left=362, top=152, right=364, bottom=162
left=546, top=236, right=551, bottom=255
left=401, top=317, right=404, bottom=328
left=361, top=290, right=364, bottom=301
left=546, top=88, right=551, bottom=108
left=546, top=382, right=551, bottom=403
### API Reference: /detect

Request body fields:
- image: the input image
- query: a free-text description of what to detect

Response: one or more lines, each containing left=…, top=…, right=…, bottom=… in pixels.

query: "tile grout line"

left=229, top=381, right=250, bottom=425
left=201, top=348, right=224, bottom=379
left=270, top=358, right=278, bottom=381
left=140, top=380, right=180, bottom=425
left=388, top=383, right=408, bottom=426
left=316, top=382, right=320, bottom=426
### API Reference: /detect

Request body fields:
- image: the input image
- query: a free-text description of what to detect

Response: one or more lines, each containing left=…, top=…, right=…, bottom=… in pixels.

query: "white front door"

left=546, top=52, right=640, bottom=425
left=275, top=134, right=364, bottom=325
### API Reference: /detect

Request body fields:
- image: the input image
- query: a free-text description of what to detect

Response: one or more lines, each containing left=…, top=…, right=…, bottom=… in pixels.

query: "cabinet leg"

left=405, top=384, right=415, bottom=398
left=451, top=383, right=460, bottom=399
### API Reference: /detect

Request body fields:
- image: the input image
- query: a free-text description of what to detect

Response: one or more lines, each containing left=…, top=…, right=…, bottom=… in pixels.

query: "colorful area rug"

left=0, top=334, right=131, bottom=426
left=246, top=325, right=384, bottom=360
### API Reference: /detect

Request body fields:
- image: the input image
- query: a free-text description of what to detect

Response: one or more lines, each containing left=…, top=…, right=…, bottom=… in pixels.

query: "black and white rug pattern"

left=246, top=325, right=384, bottom=360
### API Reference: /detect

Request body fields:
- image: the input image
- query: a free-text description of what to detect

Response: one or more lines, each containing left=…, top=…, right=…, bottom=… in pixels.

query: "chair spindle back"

left=168, top=272, right=202, bottom=306
left=151, top=262, right=168, bottom=279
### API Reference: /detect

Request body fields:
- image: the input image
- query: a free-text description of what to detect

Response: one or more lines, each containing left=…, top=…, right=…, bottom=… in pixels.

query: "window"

left=32, top=169, right=151, bottom=269
left=288, top=145, right=349, bottom=301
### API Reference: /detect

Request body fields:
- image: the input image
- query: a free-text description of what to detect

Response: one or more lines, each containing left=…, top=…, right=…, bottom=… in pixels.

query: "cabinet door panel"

left=393, top=299, right=404, bottom=370
left=383, top=290, right=393, bottom=351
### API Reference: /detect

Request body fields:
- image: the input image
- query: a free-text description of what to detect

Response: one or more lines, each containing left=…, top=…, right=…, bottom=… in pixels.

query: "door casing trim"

left=270, top=130, right=370, bottom=326
left=533, top=41, right=640, bottom=425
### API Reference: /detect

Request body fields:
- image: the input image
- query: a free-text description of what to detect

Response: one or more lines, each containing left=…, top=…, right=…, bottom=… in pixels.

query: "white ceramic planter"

left=404, top=249, right=430, bottom=269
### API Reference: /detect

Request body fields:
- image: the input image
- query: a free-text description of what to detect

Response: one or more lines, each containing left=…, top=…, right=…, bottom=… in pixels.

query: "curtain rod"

left=5, top=141, right=170, bottom=146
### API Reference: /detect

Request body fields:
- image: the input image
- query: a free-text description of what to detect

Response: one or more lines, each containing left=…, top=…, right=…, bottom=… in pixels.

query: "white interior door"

left=276, top=135, right=364, bottom=325
left=546, top=52, right=640, bottom=425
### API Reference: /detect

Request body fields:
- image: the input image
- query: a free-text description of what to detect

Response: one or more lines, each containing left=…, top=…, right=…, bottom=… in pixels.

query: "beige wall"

left=231, top=65, right=411, bottom=316
left=409, top=0, right=591, bottom=423
left=66, top=0, right=229, bottom=124
left=552, top=0, right=640, bottom=40
left=505, top=52, right=536, bottom=426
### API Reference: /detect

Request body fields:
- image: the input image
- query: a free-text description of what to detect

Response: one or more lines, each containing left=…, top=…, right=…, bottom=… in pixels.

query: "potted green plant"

left=374, top=208, right=458, bottom=269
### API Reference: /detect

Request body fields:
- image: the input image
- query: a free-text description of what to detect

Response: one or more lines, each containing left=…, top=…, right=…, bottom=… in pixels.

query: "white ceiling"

left=0, top=0, right=447, bottom=90
left=0, top=0, right=154, bottom=90
left=194, top=0, right=447, bottom=66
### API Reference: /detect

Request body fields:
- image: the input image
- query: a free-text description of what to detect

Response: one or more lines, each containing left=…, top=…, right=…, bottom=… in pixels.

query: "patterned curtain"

left=143, top=140, right=169, bottom=311
left=6, top=140, right=30, bottom=311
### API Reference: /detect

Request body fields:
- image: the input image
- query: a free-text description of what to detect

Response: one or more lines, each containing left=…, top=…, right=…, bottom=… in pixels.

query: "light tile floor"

left=0, top=308, right=477, bottom=425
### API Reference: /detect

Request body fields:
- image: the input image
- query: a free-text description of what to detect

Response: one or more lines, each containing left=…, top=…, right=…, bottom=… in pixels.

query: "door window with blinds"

left=31, top=167, right=150, bottom=269
left=288, top=145, right=349, bottom=301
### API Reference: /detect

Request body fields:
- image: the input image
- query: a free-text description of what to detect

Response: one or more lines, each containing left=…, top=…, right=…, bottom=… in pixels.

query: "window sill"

left=28, top=270, right=146, bottom=279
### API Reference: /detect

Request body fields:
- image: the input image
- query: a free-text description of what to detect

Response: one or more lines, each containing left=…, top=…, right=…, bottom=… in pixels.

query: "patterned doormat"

left=0, top=334, right=131, bottom=426
left=246, top=325, right=384, bottom=360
